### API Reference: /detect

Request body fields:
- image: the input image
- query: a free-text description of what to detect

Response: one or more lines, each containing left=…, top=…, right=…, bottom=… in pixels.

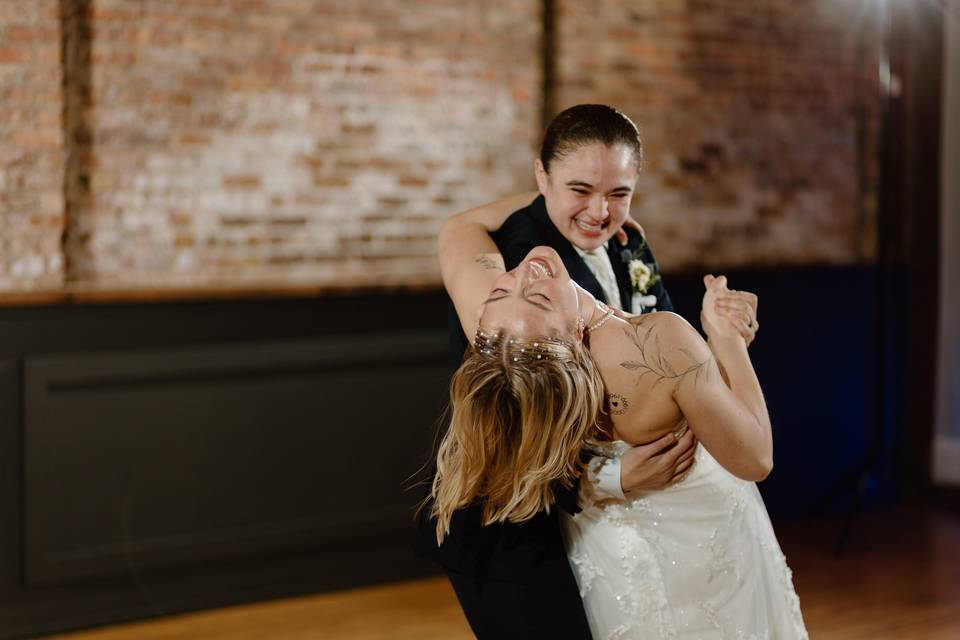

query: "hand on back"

left=619, top=427, right=697, bottom=492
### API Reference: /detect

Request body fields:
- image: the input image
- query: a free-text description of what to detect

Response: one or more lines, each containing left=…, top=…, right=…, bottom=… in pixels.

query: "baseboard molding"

left=933, top=435, right=960, bottom=486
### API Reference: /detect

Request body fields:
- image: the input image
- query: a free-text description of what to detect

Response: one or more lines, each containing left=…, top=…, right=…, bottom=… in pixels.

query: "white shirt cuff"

left=579, top=455, right=625, bottom=509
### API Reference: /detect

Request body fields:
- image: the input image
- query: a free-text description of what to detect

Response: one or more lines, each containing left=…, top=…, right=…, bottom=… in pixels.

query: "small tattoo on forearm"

left=608, top=393, right=629, bottom=415
left=475, top=255, right=499, bottom=270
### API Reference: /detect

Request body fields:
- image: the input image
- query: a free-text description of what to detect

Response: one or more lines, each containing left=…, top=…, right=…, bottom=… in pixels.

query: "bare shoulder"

left=601, top=311, right=715, bottom=393
left=625, top=312, right=709, bottom=355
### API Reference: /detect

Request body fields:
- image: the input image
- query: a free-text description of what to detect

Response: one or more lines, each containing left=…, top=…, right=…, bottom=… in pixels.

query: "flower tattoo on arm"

left=619, top=321, right=714, bottom=391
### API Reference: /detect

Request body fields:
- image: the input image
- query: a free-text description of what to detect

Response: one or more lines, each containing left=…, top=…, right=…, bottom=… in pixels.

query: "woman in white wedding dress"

left=431, top=203, right=808, bottom=637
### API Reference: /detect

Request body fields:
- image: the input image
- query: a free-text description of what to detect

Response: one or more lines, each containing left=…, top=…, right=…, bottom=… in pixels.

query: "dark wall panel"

left=0, top=293, right=451, bottom=639
left=23, top=332, right=447, bottom=586
left=0, top=360, right=21, bottom=602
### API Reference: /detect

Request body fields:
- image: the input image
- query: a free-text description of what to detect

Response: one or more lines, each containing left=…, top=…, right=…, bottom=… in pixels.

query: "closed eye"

left=484, top=288, right=510, bottom=304
left=483, top=288, right=552, bottom=309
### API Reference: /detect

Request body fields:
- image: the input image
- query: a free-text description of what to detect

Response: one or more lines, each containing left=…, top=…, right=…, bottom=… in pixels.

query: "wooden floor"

left=51, top=505, right=960, bottom=640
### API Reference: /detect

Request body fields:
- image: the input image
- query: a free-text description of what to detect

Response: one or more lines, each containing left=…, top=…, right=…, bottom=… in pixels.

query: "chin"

left=573, top=234, right=609, bottom=252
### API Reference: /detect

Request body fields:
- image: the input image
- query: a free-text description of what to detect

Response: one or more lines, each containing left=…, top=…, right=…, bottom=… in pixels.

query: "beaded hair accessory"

left=474, top=329, right=575, bottom=364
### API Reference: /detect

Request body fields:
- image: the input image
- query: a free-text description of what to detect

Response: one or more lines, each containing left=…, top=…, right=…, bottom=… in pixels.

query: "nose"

left=503, top=267, right=532, bottom=293
left=585, top=195, right=609, bottom=222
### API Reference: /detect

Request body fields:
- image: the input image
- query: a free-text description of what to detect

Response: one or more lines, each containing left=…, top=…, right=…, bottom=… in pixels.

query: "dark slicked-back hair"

left=540, top=104, right=643, bottom=173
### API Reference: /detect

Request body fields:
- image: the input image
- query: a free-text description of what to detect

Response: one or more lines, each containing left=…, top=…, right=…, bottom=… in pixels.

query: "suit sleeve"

left=552, top=475, right=583, bottom=515
left=492, top=213, right=540, bottom=271
left=651, top=276, right=674, bottom=313
left=640, top=238, right=674, bottom=313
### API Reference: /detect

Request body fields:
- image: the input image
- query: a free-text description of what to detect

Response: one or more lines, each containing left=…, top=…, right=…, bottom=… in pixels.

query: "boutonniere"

left=618, top=236, right=650, bottom=269
left=619, top=238, right=660, bottom=311
left=628, top=259, right=660, bottom=295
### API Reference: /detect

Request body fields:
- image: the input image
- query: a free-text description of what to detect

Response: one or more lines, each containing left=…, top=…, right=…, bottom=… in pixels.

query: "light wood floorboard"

left=50, top=505, right=960, bottom=639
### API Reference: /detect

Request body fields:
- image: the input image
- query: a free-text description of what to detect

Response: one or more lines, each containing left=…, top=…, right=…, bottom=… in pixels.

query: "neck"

left=576, top=288, right=596, bottom=328
left=578, top=289, right=614, bottom=333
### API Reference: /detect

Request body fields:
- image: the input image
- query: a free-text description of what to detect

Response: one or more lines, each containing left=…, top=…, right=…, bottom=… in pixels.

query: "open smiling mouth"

left=575, top=218, right=607, bottom=234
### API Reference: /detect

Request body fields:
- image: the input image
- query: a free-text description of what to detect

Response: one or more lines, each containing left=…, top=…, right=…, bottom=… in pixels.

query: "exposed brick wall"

left=554, top=0, right=880, bottom=271
left=67, top=0, right=541, bottom=286
left=0, top=0, right=65, bottom=289
left=0, top=0, right=883, bottom=295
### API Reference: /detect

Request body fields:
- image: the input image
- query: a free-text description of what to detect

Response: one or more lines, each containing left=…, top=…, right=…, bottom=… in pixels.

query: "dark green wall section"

left=0, top=293, right=451, bottom=639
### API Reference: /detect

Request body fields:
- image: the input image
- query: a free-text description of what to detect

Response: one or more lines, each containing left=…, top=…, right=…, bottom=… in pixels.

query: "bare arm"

left=438, top=192, right=536, bottom=338
left=674, top=322, right=771, bottom=481
left=446, top=191, right=538, bottom=234
left=696, top=277, right=771, bottom=471
left=616, top=311, right=772, bottom=482
left=678, top=276, right=772, bottom=479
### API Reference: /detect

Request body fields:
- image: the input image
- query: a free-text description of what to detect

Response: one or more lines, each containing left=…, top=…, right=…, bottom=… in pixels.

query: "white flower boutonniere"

left=620, top=240, right=661, bottom=312
left=628, top=259, right=659, bottom=295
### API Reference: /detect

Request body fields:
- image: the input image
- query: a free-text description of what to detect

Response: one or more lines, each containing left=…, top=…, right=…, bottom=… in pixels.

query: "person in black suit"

left=417, top=105, right=758, bottom=639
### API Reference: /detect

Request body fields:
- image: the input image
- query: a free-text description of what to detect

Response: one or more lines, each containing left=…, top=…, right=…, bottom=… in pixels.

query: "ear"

left=534, top=159, right=548, bottom=195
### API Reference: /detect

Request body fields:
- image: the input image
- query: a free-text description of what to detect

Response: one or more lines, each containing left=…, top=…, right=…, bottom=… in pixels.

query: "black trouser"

left=446, top=569, right=593, bottom=639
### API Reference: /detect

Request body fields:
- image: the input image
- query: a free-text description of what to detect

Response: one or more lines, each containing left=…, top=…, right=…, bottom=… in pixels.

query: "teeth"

left=529, top=261, right=549, bottom=278
left=576, top=218, right=603, bottom=232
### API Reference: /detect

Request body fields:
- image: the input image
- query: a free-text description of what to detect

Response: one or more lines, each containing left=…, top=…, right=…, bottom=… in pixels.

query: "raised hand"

left=702, top=274, right=759, bottom=346
left=614, top=214, right=645, bottom=246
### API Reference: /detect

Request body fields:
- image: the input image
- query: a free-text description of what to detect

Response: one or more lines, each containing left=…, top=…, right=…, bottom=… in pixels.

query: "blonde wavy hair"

left=429, top=330, right=606, bottom=543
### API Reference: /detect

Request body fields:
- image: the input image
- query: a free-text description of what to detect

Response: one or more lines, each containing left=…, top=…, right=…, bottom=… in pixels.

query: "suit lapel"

left=528, top=197, right=608, bottom=304
left=607, top=240, right=634, bottom=313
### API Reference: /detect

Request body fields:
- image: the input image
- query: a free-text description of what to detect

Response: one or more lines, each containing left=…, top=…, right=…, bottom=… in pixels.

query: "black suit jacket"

left=419, top=195, right=674, bottom=586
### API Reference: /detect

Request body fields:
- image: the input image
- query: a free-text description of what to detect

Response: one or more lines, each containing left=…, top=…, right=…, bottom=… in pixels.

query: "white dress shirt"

left=574, top=243, right=623, bottom=311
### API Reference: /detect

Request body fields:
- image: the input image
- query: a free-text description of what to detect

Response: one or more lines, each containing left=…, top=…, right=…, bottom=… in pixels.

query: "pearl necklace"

left=587, top=302, right=615, bottom=332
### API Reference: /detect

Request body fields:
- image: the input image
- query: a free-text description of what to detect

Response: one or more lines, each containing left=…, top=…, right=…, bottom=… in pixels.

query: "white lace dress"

left=561, top=443, right=808, bottom=639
